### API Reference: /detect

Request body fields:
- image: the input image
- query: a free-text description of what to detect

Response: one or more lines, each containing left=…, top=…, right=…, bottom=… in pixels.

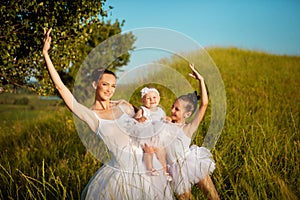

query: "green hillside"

left=0, top=47, right=299, bottom=199
left=199, top=47, right=299, bottom=199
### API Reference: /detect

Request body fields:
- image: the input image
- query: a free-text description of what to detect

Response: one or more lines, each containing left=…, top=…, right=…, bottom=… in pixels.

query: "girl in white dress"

left=43, top=28, right=174, bottom=200
left=167, top=64, right=220, bottom=200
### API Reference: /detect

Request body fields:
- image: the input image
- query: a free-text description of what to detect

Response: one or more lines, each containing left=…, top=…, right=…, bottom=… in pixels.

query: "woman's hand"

left=188, top=63, right=204, bottom=81
left=43, top=28, right=52, bottom=54
left=165, top=116, right=172, bottom=123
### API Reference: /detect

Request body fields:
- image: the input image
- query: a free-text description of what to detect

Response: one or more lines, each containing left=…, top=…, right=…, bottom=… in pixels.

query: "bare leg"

left=143, top=146, right=159, bottom=176
left=155, top=147, right=172, bottom=181
left=197, top=175, right=220, bottom=200
left=177, top=191, right=193, bottom=200
left=155, top=147, right=167, bottom=173
left=144, top=151, right=154, bottom=171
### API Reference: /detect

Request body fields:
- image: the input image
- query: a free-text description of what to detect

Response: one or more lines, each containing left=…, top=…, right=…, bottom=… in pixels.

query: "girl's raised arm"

left=42, top=28, right=98, bottom=132
left=184, top=64, right=209, bottom=138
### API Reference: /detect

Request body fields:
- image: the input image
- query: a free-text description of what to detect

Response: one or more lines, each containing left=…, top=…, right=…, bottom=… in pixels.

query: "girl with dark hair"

left=167, top=64, right=219, bottom=200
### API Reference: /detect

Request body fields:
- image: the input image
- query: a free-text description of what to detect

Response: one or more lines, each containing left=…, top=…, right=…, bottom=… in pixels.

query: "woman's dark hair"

left=91, top=68, right=116, bottom=82
left=178, top=91, right=200, bottom=114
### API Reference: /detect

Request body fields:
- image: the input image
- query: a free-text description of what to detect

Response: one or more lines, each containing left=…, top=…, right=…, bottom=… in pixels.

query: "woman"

left=166, top=64, right=220, bottom=200
left=42, top=28, right=174, bottom=200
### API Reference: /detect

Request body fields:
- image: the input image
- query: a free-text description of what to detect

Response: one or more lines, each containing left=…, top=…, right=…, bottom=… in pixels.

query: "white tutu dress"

left=124, top=106, right=170, bottom=147
left=81, top=110, right=175, bottom=200
left=166, top=128, right=216, bottom=195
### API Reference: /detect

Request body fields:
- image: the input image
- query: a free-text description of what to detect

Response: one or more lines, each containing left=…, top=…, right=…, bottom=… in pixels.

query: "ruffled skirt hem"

left=168, top=146, right=215, bottom=194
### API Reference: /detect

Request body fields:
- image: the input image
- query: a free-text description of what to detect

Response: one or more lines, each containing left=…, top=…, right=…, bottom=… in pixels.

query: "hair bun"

left=178, top=91, right=199, bottom=114
left=194, top=91, right=200, bottom=100
left=186, top=92, right=199, bottom=104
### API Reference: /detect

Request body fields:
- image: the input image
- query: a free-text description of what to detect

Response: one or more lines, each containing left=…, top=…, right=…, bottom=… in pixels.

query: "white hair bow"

left=141, top=87, right=160, bottom=98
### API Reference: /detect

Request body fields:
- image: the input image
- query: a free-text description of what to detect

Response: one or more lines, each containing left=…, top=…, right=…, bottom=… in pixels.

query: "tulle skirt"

left=168, top=146, right=215, bottom=195
left=82, top=163, right=174, bottom=200
left=124, top=119, right=179, bottom=148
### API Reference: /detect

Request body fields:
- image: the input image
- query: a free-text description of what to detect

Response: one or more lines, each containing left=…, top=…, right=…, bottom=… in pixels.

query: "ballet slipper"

left=147, top=168, right=159, bottom=176
left=165, top=172, right=173, bottom=182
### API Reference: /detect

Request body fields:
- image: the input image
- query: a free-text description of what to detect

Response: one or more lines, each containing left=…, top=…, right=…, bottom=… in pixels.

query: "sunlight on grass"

left=0, top=47, right=299, bottom=199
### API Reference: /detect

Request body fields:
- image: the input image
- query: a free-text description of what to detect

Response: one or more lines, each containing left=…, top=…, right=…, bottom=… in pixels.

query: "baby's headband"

left=141, top=87, right=160, bottom=98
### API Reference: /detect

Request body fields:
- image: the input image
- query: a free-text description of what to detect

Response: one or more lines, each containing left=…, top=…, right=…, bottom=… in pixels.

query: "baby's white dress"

left=166, top=128, right=216, bottom=195
left=125, top=106, right=170, bottom=147
left=81, top=111, right=174, bottom=200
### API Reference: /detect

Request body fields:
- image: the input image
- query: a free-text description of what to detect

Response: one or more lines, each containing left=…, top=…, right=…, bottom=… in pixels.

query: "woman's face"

left=170, top=99, right=187, bottom=123
left=96, top=73, right=116, bottom=101
left=142, top=91, right=160, bottom=109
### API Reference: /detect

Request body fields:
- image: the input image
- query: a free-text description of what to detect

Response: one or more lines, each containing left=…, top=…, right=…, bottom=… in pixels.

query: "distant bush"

left=29, top=105, right=35, bottom=110
left=13, top=97, right=29, bottom=105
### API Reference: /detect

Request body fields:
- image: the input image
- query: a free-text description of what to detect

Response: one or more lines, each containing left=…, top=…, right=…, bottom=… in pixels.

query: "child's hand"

left=142, top=144, right=155, bottom=153
left=136, top=116, right=147, bottom=122
left=188, top=63, right=204, bottom=81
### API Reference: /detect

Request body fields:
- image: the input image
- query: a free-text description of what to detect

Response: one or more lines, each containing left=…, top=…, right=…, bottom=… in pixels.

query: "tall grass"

left=0, top=101, right=100, bottom=199
left=0, top=47, right=299, bottom=199
left=204, top=47, right=300, bottom=199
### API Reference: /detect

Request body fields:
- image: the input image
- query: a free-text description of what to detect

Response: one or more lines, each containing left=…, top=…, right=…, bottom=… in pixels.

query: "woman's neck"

left=93, top=100, right=111, bottom=111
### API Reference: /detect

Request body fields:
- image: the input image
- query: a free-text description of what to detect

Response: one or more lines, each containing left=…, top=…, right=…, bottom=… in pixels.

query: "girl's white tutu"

left=168, top=146, right=215, bottom=195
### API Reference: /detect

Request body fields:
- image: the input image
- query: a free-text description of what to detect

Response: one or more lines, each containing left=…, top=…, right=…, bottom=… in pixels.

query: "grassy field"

left=0, top=47, right=299, bottom=199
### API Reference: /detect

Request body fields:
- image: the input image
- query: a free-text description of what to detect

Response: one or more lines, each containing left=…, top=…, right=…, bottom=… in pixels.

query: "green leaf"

left=0, top=0, right=135, bottom=95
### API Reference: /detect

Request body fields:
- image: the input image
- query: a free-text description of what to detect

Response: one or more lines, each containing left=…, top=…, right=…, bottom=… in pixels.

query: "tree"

left=0, top=0, right=135, bottom=95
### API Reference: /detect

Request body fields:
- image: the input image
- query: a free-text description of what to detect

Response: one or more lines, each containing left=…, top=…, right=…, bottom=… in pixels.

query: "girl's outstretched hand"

left=43, top=28, right=52, bottom=53
left=188, top=63, right=204, bottom=81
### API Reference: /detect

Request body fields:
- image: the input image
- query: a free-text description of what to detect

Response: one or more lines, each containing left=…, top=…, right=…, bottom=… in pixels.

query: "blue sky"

left=105, top=0, right=300, bottom=56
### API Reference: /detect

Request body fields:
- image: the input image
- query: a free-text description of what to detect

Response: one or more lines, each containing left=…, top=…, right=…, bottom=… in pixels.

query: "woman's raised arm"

left=42, top=28, right=98, bottom=132
left=184, top=64, right=209, bottom=138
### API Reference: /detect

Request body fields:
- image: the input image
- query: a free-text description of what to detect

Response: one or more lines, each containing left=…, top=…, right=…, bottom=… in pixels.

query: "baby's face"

left=142, top=91, right=160, bottom=109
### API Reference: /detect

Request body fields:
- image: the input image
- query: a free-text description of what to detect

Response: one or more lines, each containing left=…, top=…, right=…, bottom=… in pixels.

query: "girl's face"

left=96, top=73, right=116, bottom=101
left=142, top=91, right=160, bottom=109
left=170, top=99, right=187, bottom=123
